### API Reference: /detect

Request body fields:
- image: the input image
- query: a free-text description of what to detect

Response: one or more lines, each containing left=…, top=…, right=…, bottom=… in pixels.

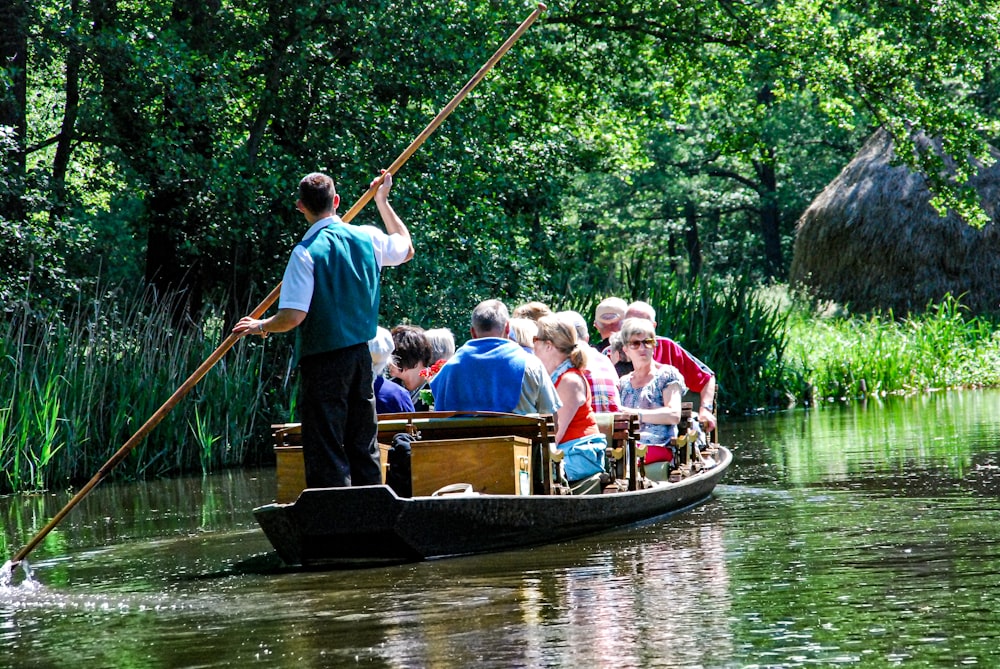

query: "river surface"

left=3, top=389, right=1000, bottom=668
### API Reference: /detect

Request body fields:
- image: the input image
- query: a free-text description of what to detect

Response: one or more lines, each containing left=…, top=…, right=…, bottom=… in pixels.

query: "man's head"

left=297, top=172, right=341, bottom=218
left=471, top=299, right=510, bottom=338
left=557, top=310, right=590, bottom=343
left=593, top=297, right=627, bottom=339
left=625, top=300, right=657, bottom=325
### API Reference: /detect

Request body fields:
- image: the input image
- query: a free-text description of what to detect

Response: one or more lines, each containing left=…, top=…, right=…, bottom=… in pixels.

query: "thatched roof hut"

left=790, top=128, right=1000, bottom=315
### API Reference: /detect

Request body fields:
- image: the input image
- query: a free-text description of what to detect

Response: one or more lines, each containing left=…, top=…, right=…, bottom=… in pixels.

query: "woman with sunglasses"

left=617, top=317, right=688, bottom=465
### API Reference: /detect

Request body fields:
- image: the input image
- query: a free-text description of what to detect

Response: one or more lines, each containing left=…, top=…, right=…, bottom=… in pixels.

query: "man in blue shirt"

left=430, top=299, right=560, bottom=418
left=234, top=171, right=413, bottom=487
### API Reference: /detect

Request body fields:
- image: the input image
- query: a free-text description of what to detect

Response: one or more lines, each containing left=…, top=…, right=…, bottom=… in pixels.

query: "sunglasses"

left=627, top=338, right=656, bottom=350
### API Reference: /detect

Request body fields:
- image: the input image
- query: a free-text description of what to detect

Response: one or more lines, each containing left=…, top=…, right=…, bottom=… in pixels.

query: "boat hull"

left=254, top=446, right=731, bottom=566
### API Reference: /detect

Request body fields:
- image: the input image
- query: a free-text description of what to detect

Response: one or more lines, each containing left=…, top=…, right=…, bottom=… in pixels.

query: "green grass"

left=786, top=294, right=1000, bottom=402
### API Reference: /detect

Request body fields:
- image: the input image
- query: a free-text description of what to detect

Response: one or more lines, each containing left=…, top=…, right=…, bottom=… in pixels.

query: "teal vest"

left=296, top=223, right=380, bottom=361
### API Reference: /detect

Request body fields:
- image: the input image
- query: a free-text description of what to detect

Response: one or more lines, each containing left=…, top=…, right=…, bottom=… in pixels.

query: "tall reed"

left=787, top=294, right=1000, bottom=401
left=648, top=275, right=794, bottom=413
left=0, top=284, right=292, bottom=494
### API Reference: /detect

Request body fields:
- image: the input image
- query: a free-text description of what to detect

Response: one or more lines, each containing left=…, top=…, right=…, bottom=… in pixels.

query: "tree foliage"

left=1, top=0, right=998, bottom=327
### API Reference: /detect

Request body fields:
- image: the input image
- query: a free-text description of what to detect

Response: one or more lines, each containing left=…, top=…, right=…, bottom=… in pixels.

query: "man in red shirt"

left=625, top=301, right=718, bottom=432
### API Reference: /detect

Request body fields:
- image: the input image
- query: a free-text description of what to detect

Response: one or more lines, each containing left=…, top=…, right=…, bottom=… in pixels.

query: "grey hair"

left=471, top=299, right=509, bottom=337
left=609, top=331, right=625, bottom=356
left=625, top=300, right=657, bottom=322
left=619, top=317, right=656, bottom=344
left=425, top=327, right=456, bottom=361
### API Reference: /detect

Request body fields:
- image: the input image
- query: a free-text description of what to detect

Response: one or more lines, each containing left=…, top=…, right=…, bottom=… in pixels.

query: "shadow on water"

left=4, top=390, right=1000, bottom=667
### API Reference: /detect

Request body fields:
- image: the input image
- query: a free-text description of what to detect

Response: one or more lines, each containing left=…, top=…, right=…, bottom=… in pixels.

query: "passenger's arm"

left=697, top=375, right=718, bottom=432
left=627, top=383, right=682, bottom=425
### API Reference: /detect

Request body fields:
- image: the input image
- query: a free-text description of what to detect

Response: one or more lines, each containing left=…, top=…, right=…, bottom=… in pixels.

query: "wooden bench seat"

left=271, top=411, right=644, bottom=502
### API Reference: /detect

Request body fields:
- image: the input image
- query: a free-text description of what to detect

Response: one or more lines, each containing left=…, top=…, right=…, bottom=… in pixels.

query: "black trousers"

left=299, top=344, right=380, bottom=488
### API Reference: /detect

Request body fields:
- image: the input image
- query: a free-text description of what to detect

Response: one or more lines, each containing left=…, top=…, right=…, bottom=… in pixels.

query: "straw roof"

left=790, top=128, right=1000, bottom=315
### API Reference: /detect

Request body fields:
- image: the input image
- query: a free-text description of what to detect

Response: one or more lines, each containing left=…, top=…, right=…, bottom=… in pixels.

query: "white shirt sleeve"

left=277, top=244, right=314, bottom=312
left=361, top=225, right=411, bottom=268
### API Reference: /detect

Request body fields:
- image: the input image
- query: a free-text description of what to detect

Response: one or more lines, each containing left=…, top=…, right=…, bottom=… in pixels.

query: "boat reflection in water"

left=361, top=517, right=732, bottom=668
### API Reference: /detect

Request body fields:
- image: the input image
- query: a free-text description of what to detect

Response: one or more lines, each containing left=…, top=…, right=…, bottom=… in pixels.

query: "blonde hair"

left=536, top=314, right=587, bottom=369
left=512, top=301, right=552, bottom=321
left=507, top=318, right=537, bottom=349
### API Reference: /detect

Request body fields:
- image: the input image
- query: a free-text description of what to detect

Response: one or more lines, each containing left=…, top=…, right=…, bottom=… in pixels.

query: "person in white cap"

left=593, top=297, right=627, bottom=351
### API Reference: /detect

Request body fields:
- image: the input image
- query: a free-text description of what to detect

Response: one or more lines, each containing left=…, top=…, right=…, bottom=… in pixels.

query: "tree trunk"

left=139, top=0, right=223, bottom=321
left=49, top=0, right=82, bottom=224
left=754, top=84, right=782, bottom=279
left=684, top=198, right=702, bottom=277
left=755, top=153, right=782, bottom=279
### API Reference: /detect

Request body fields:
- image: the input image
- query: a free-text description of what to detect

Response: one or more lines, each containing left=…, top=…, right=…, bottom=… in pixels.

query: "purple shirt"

left=375, top=376, right=415, bottom=414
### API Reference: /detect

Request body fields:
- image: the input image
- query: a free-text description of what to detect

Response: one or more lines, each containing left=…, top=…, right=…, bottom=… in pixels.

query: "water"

left=3, top=390, right=1000, bottom=668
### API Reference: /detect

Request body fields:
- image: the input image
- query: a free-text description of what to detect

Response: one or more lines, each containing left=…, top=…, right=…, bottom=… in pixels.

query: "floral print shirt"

left=618, top=364, right=687, bottom=444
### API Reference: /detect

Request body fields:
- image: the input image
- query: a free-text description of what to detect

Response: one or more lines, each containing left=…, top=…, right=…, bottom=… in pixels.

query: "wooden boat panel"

left=270, top=412, right=642, bottom=502
left=254, top=446, right=731, bottom=566
left=410, top=436, right=532, bottom=496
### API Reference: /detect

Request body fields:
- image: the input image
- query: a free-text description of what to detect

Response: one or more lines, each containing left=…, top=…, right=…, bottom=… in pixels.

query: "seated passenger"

left=387, top=301, right=560, bottom=498
left=368, top=327, right=415, bottom=414
left=608, top=332, right=631, bottom=377
left=507, top=317, right=538, bottom=353
left=429, top=299, right=560, bottom=417
left=419, top=327, right=456, bottom=391
left=556, top=310, right=621, bottom=413
left=533, top=315, right=607, bottom=483
left=389, top=324, right=433, bottom=411
left=424, top=327, right=456, bottom=365
left=625, top=300, right=717, bottom=431
left=617, top=317, right=687, bottom=465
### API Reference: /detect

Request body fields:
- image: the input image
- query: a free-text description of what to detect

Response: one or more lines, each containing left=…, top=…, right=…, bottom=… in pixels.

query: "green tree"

left=546, top=0, right=1000, bottom=286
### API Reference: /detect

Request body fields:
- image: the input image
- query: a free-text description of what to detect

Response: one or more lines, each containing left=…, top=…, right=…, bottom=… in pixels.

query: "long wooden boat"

left=254, top=409, right=730, bottom=566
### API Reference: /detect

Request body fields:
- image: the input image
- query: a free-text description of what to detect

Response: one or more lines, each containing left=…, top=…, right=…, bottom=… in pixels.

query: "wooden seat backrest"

left=272, top=411, right=560, bottom=495
left=274, top=412, right=555, bottom=449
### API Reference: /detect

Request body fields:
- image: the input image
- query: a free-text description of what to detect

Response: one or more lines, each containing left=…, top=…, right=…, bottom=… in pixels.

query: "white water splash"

left=0, top=559, right=41, bottom=591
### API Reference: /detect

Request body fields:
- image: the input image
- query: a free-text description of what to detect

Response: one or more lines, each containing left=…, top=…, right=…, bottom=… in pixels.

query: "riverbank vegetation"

left=3, top=1, right=1000, bottom=492
left=787, top=295, right=1000, bottom=403
left=3, top=282, right=999, bottom=494
left=0, top=286, right=287, bottom=493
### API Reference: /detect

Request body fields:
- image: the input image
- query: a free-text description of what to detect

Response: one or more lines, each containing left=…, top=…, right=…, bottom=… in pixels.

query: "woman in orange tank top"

left=533, top=315, right=607, bottom=482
